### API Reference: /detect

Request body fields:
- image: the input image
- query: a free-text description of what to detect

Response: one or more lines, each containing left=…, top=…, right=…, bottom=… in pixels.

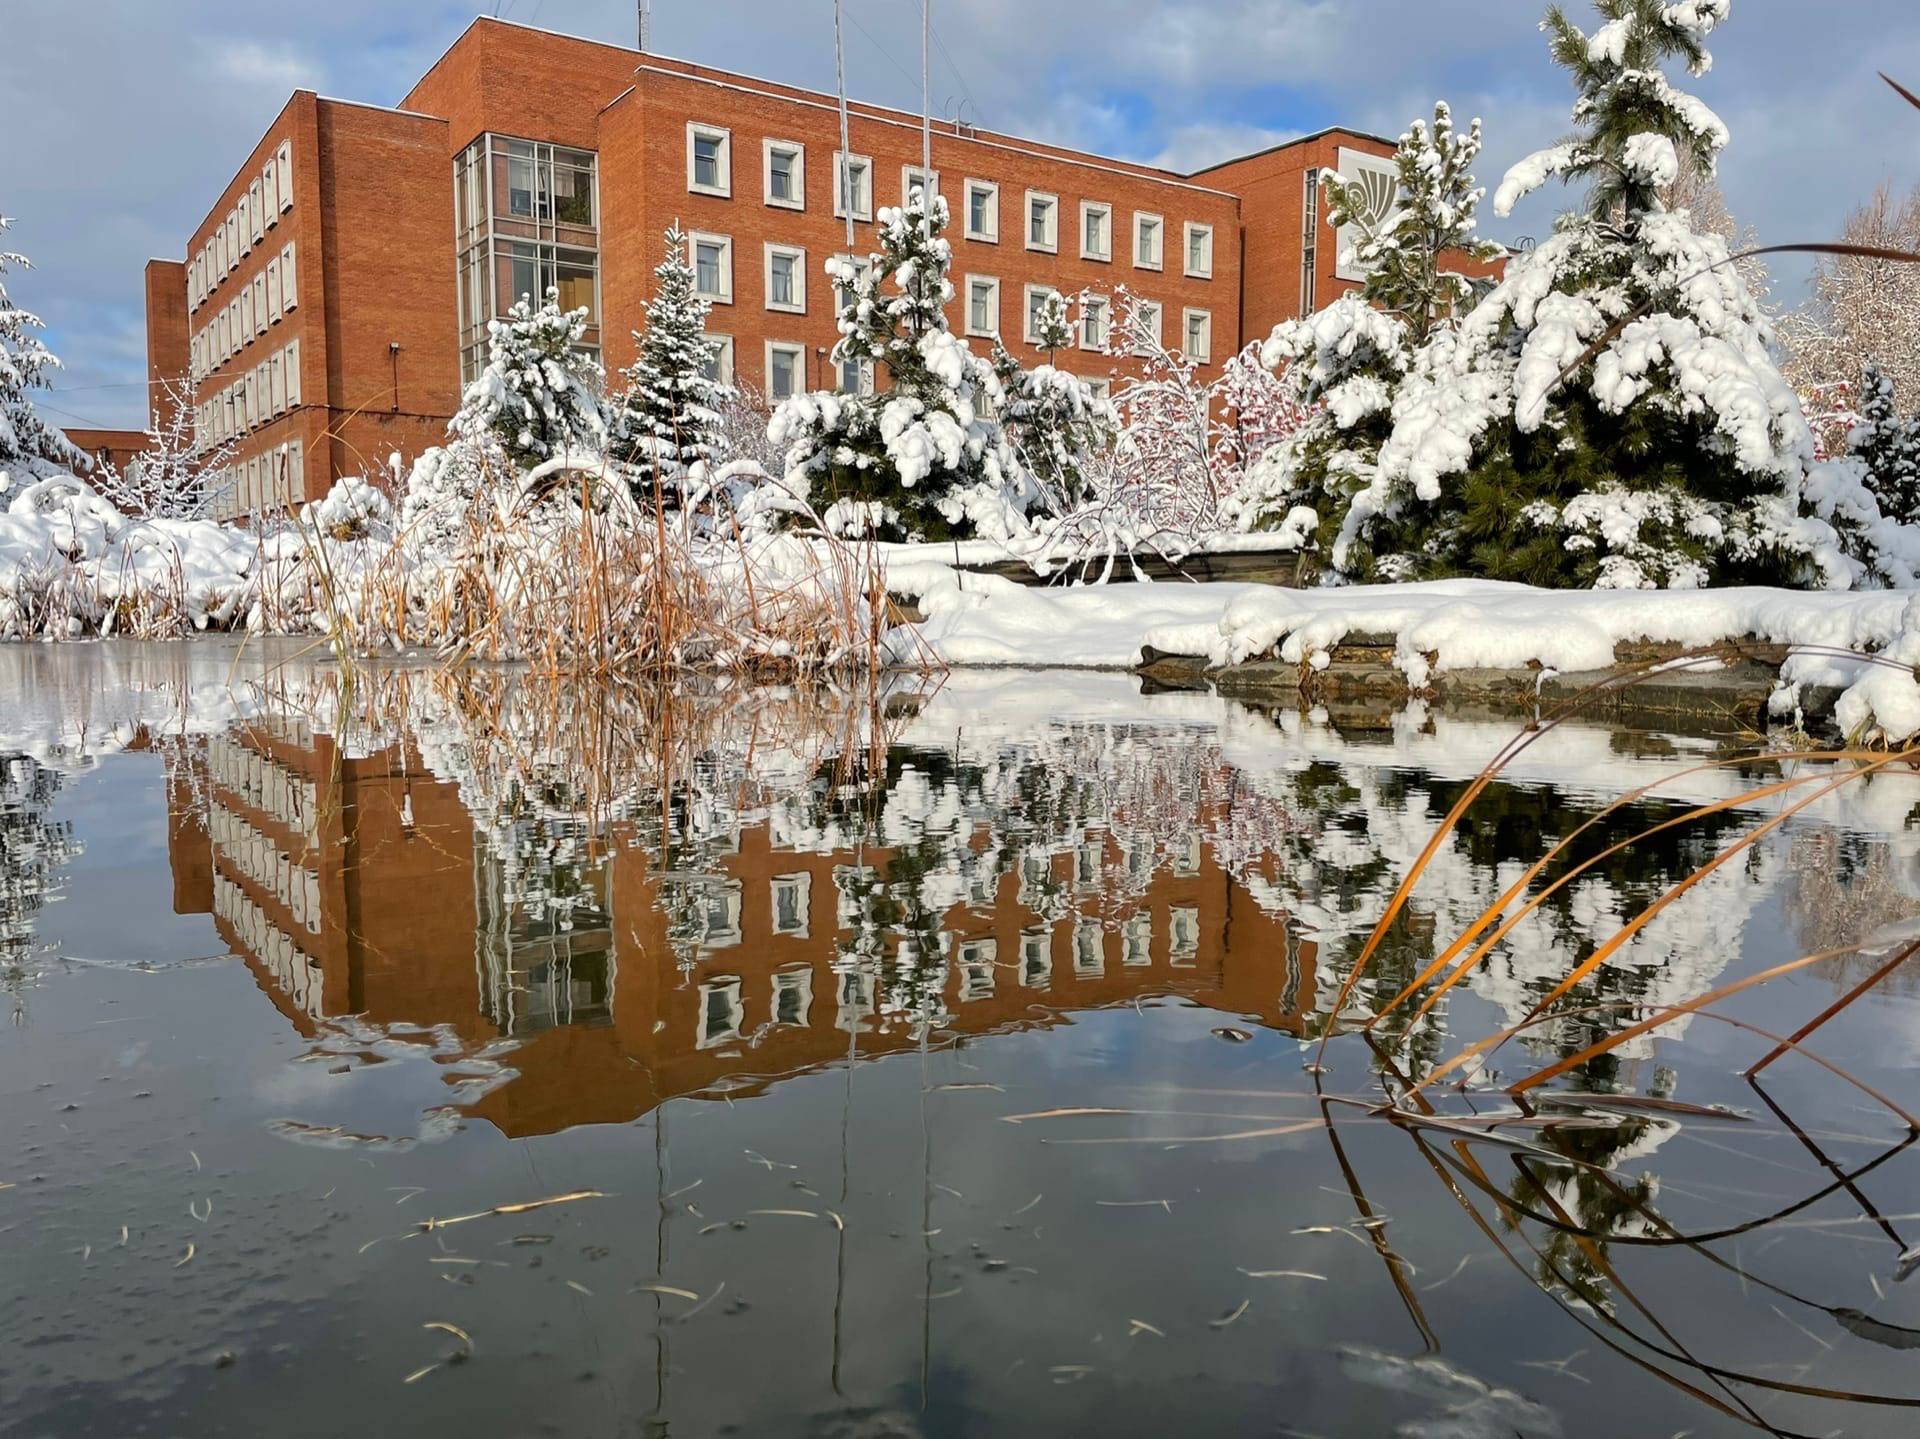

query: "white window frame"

left=703, top=334, right=735, bottom=386
left=284, top=339, right=301, bottom=407
left=249, top=178, right=266, bottom=243
left=1080, top=293, right=1110, bottom=351
left=240, top=285, right=255, bottom=344
left=686, top=122, right=733, bottom=198
left=1134, top=300, right=1164, bottom=355
left=1025, top=190, right=1058, bottom=254
left=771, top=966, right=814, bottom=1026
left=900, top=165, right=940, bottom=207
left=688, top=231, right=733, bottom=304
left=832, top=152, right=873, bottom=222
left=269, top=350, right=286, bottom=414
left=275, top=141, right=293, bottom=211
left=762, top=138, right=806, bottom=211
left=262, top=161, right=279, bottom=226
left=1184, top=221, right=1214, bottom=279
left=963, top=179, right=999, bottom=243
left=1086, top=376, right=1111, bottom=403
left=1134, top=211, right=1164, bottom=271
left=1080, top=200, right=1112, bottom=262
left=765, top=340, right=807, bottom=401
left=286, top=438, right=304, bottom=500
left=226, top=212, right=240, bottom=270
left=252, top=274, right=268, bottom=334
left=280, top=242, right=297, bottom=309
left=1182, top=307, right=1213, bottom=364
left=266, top=258, right=282, bottom=319
left=763, top=242, right=806, bottom=314
left=770, top=873, right=812, bottom=938
left=238, top=193, right=252, bottom=257
left=835, top=353, right=874, bottom=396
left=964, top=274, right=1000, bottom=339
left=696, top=976, right=744, bottom=1050
left=1022, top=284, right=1061, bottom=345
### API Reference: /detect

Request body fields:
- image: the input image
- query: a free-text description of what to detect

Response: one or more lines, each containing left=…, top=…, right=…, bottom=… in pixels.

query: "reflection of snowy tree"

left=0, top=753, right=80, bottom=1018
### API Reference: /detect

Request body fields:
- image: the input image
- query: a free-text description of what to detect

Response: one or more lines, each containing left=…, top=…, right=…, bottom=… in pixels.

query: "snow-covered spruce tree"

left=614, top=226, right=730, bottom=478
left=1849, top=364, right=1920, bottom=524
left=988, top=300, right=1115, bottom=509
left=0, top=215, right=86, bottom=488
left=454, top=287, right=610, bottom=472
left=1341, top=0, right=1901, bottom=588
left=1235, top=101, right=1498, bottom=552
left=769, top=191, right=1031, bottom=542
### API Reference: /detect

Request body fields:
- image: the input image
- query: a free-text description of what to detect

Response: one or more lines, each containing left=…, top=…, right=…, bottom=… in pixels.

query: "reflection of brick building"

left=168, top=725, right=1315, bottom=1139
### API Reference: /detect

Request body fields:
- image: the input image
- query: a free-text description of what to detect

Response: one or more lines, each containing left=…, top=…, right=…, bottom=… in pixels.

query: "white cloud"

left=214, top=40, right=323, bottom=93
left=1152, top=122, right=1304, bottom=175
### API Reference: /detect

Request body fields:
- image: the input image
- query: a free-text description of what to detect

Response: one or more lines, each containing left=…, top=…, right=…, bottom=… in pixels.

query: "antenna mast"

left=638, top=0, right=652, bottom=51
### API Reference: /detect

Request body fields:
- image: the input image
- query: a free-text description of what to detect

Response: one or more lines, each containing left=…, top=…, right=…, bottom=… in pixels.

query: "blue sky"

left=7, top=0, right=1920, bottom=430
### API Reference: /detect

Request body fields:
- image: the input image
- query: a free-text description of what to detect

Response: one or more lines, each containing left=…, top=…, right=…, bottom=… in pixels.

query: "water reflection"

left=8, top=643, right=1920, bottom=1437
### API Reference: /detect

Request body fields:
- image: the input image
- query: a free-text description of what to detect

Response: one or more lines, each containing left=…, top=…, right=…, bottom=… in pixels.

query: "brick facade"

left=145, top=15, right=1449, bottom=513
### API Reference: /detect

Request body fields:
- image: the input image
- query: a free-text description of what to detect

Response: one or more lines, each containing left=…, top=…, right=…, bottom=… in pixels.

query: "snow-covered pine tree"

left=454, top=287, right=610, bottom=472
left=0, top=215, right=87, bottom=487
left=1849, top=364, right=1920, bottom=524
left=1334, top=0, right=1896, bottom=589
left=989, top=327, right=1114, bottom=510
left=1234, top=101, right=1497, bottom=558
left=1029, top=290, right=1075, bottom=365
left=614, top=225, right=731, bottom=477
left=769, top=190, right=1030, bottom=541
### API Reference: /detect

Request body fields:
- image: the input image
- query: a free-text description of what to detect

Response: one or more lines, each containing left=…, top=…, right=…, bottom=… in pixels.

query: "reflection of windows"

left=772, top=966, right=813, bottom=1026
left=699, top=881, right=742, bottom=947
left=1169, top=907, right=1200, bottom=966
left=1020, top=928, right=1053, bottom=989
left=1075, top=840, right=1102, bottom=887
left=698, top=976, right=744, bottom=1048
left=771, top=873, right=811, bottom=937
left=966, top=862, right=998, bottom=908
left=1123, top=914, right=1152, bottom=967
left=1073, top=923, right=1104, bottom=978
left=957, top=938, right=997, bottom=1002
left=835, top=968, right=875, bottom=1031
left=1173, top=833, right=1201, bottom=876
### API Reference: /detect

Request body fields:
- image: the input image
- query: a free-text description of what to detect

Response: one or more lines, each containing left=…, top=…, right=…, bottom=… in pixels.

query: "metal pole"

left=921, top=0, right=932, bottom=244
left=835, top=0, right=855, bottom=255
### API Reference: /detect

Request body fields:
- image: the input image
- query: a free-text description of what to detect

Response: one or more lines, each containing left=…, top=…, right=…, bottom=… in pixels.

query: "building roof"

left=1186, top=124, right=1399, bottom=176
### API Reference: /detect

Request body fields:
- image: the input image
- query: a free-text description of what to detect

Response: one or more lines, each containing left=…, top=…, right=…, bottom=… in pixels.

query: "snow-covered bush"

left=1235, top=101, right=1498, bottom=554
left=769, top=191, right=1034, bottom=542
left=0, top=214, right=86, bottom=490
left=89, top=378, right=234, bottom=520
left=613, top=226, right=730, bottom=481
left=454, top=287, right=610, bottom=471
left=1324, top=0, right=1914, bottom=589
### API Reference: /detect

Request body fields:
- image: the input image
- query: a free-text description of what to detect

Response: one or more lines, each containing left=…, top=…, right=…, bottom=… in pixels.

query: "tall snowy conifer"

left=1849, top=364, right=1920, bottom=525
left=454, top=288, right=610, bottom=472
left=615, top=226, right=730, bottom=474
left=1238, top=101, right=1497, bottom=548
left=1323, top=0, right=1902, bottom=588
left=768, top=191, right=1031, bottom=541
left=0, top=216, right=87, bottom=485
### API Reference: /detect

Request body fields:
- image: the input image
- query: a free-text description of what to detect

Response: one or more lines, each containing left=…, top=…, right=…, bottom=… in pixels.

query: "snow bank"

left=893, top=570, right=1920, bottom=741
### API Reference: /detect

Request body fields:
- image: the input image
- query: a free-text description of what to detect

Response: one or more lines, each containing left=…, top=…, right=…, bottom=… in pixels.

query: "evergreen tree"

left=1319, top=0, right=1903, bottom=589
left=1849, top=363, right=1920, bottom=524
left=0, top=215, right=86, bottom=486
left=989, top=333, right=1115, bottom=508
left=1028, top=290, right=1075, bottom=364
left=768, top=191, right=1030, bottom=541
left=614, top=226, right=731, bottom=476
left=1237, top=101, right=1496, bottom=551
left=453, top=287, right=610, bottom=472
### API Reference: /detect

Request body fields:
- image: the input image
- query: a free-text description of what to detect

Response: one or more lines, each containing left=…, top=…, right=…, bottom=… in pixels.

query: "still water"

left=5, top=641, right=1920, bottom=1438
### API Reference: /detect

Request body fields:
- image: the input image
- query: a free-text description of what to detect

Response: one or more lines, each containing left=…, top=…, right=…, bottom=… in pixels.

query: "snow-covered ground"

left=889, top=565, right=1920, bottom=740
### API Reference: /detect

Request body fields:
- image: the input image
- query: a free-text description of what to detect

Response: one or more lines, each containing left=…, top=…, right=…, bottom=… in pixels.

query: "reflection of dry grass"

left=1786, top=829, right=1920, bottom=996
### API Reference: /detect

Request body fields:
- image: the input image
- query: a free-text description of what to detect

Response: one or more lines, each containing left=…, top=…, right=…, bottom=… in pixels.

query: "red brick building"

left=146, top=16, right=1426, bottom=513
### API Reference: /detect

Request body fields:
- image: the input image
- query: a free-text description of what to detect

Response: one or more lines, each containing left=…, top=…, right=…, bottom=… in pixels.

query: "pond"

left=4, top=640, right=1920, bottom=1439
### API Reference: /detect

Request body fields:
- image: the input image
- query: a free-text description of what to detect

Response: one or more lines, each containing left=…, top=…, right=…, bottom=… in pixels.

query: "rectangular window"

left=1135, top=213, right=1163, bottom=270
left=837, top=354, right=873, bottom=395
left=687, top=123, right=732, bottom=196
left=284, top=339, right=300, bottom=406
left=240, top=285, right=255, bottom=343
left=964, top=179, right=998, bottom=242
left=964, top=275, right=999, bottom=338
left=703, top=335, right=735, bottom=385
left=269, top=350, right=285, bottom=413
left=1183, top=307, right=1212, bottom=363
left=1023, top=284, right=1059, bottom=345
left=1185, top=221, right=1214, bottom=279
left=275, top=141, right=293, bottom=211
left=228, top=213, right=241, bottom=270
left=901, top=166, right=939, bottom=206
left=262, top=161, right=279, bottom=225
left=249, top=178, right=265, bottom=243
left=1086, top=376, right=1111, bottom=403
left=1134, top=300, right=1163, bottom=355
left=266, top=258, right=281, bottom=319
left=1081, top=201, right=1112, bottom=262
left=766, top=341, right=805, bottom=401
left=252, top=274, right=267, bottom=334
left=1025, top=190, right=1058, bottom=253
left=690, top=232, right=733, bottom=303
left=238, top=193, right=252, bottom=257
left=764, top=140, right=805, bottom=209
left=764, top=243, right=806, bottom=314
left=280, top=243, right=297, bottom=309
left=1300, top=168, right=1320, bottom=316
left=1081, top=294, right=1110, bottom=350
left=550, top=145, right=596, bottom=227
left=286, top=438, right=304, bottom=500
left=833, top=152, right=872, bottom=221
